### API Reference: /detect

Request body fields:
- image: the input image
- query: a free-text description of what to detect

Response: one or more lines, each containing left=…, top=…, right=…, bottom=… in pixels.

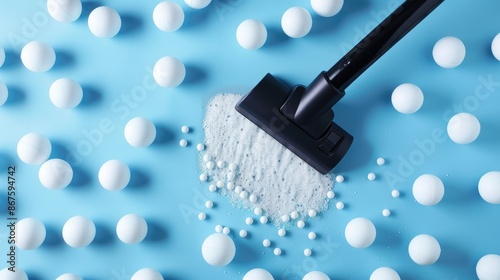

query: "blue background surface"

left=1, top=0, right=500, bottom=279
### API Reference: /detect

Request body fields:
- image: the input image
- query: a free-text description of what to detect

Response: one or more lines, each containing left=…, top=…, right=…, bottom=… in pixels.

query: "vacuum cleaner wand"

left=235, top=0, right=444, bottom=174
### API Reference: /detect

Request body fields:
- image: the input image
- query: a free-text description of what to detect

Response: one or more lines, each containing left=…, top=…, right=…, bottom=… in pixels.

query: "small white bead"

left=281, top=214, right=290, bottom=223
left=222, top=227, right=230, bottom=235
left=208, top=184, right=216, bottom=192
left=308, top=232, right=317, bottom=240
left=179, top=139, right=188, bottom=147
left=216, top=180, right=224, bottom=188
left=206, top=161, right=215, bottom=170
left=297, top=220, right=305, bottom=228
left=262, top=239, right=271, bottom=247
left=367, top=172, right=376, bottom=181
left=228, top=163, right=237, bottom=171
left=249, top=194, right=257, bottom=203
left=198, top=212, right=206, bottom=221
left=239, top=191, right=249, bottom=199
left=245, top=217, right=254, bottom=225
left=205, top=201, right=213, bottom=209
left=391, top=189, right=400, bottom=198
left=215, top=225, right=223, bottom=232
left=199, top=173, right=208, bottom=182
left=260, top=216, right=268, bottom=224
left=308, top=210, right=317, bottom=218
left=336, top=202, right=345, bottom=210
left=227, top=172, right=235, bottom=181
left=327, top=191, right=335, bottom=199
left=290, top=211, right=299, bottom=220
left=239, top=230, right=247, bottom=238
left=234, top=185, right=242, bottom=194
left=181, top=125, right=190, bottom=133
left=217, top=161, right=225, bottom=168
left=278, top=229, right=286, bottom=237
left=226, top=182, right=234, bottom=190
left=203, top=154, right=211, bottom=162
left=196, top=143, right=205, bottom=151
left=254, top=207, right=263, bottom=216
left=376, top=157, right=385, bottom=165
left=304, top=248, right=312, bottom=257
left=382, top=209, right=391, bottom=217
left=274, top=248, right=282, bottom=256
left=335, top=175, right=344, bottom=183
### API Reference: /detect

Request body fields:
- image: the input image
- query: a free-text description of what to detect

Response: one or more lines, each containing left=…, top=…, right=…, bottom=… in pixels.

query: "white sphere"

left=0, top=82, right=7, bottom=106
left=153, top=56, right=186, bottom=87
left=447, top=112, right=480, bottom=144
left=15, top=218, right=46, bottom=250
left=370, top=267, right=400, bottom=280
left=21, top=41, right=56, bottom=72
left=62, top=216, right=96, bottom=248
left=236, top=19, right=267, bottom=50
left=0, top=268, right=28, bottom=280
left=39, top=159, right=73, bottom=189
left=243, top=268, right=274, bottom=280
left=433, top=36, right=466, bottom=68
left=345, top=217, right=376, bottom=248
left=477, top=254, right=500, bottom=280
left=408, top=234, right=441, bottom=265
left=492, top=34, right=500, bottom=61
left=303, top=271, right=330, bottom=280
left=184, top=0, right=211, bottom=9
left=478, top=171, right=500, bottom=204
left=124, top=117, right=157, bottom=147
left=311, top=0, right=343, bottom=17
left=56, top=274, right=82, bottom=280
left=131, top=268, right=163, bottom=280
left=412, top=174, right=445, bottom=206
left=153, top=2, right=184, bottom=32
left=98, top=159, right=130, bottom=191
left=49, top=78, right=83, bottom=109
left=201, top=233, right=236, bottom=266
left=0, top=47, right=5, bottom=68
left=116, top=214, right=148, bottom=244
left=391, top=83, right=424, bottom=114
left=88, top=6, right=121, bottom=38
left=281, top=7, right=312, bottom=38
left=47, top=0, right=82, bottom=22
left=17, top=132, right=52, bottom=165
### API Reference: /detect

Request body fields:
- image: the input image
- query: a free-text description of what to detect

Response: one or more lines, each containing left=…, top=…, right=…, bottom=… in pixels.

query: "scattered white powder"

left=201, top=94, right=334, bottom=223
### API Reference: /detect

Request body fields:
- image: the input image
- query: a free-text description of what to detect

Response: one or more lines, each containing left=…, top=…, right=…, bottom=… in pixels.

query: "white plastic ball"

left=412, top=174, right=444, bottom=206
left=196, top=143, right=205, bottom=151
left=303, top=271, right=330, bottom=280
left=335, top=175, right=344, bottom=183
left=345, top=217, right=376, bottom=248
left=39, top=159, right=73, bottom=189
left=124, top=117, right=157, bottom=147
left=308, top=209, right=317, bottom=217
left=382, top=209, right=391, bottom=217
left=408, top=234, right=441, bottom=265
left=304, top=248, right=312, bottom=257
left=243, top=268, right=274, bottom=280
left=492, top=34, right=500, bottom=61
left=181, top=125, right=190, bottom=133
left=297, top=220, right=305, bottom=228
left=198, top=212, right=207, bottom=221
left=370, top=267, right=400, bottom=280
left=0, top=268, right=28, bottom=280
left=311, top=0, right=343, bottom=17
left=336, top=202, right=344, bottom=210
left=47, top=0, right=82, bottom=22
left=281, top=7, right=312, bottom=38
left=476, top=254, right=500, bottom=280
left=326, top=191, right=334, bottom=199
left=391, top=190, right=400, bottom=198
left=249, top=194, right=257, bottom=203
left=201, top=233, right=236, bottom=266
left=153, top=2, right=184, bottom=32
left=0, top=47, right=4, bottom=68
left=215, top=225, right=223, bottom=233
left=98, top=159, right=130, bottom=191
left=179, top=139, right=188, bottom=147
left=62, top=216, right=96, bottom=248
left=260, top=216, right=268, bottom=224
left=433, top=36, right=466, bottom=68
left=153, top=56, right=186, bottom=87
left=239, top=230, right=247, bottom=238
left=367, top=172, right=376, bottom=181
left=88, top=6, right=121, bottom=38
left=199, top=173, right=207, bottom=182
left=184, top=0, right=212, bottom=9
left=447, top=112, right=480, bottom=144
left=254, top=207, right=263, bottom=216
left=205, top=201, right=213, bottom=209
left=236, top=19, right=267, bottom=50
left=308, top=232, right=317, bottom=240
left=21, top=41, right=56, bottom=72
left=15, top=218, right=46, bottom=250
left=290, top=211, right=299, bottom=219
left=281, top=214, right=290, bottom=223
left=274, top=248, right=282, bottom=256
left=0, top=82, right=7, bottom=106
left=208, top=184, right=216, bottom=192
left=56, top=274, right=82, bottom=280
left=478, top=171, right=500, bottom=204
left=116, top=214, right=148, bottom=244
left=49, top=78, right=83, bottom=109
left=262, top=239, right=271, bottom=247
left=278, top=229, right=286, bottom=237
left=131, top=268, right=163, bottom=280
left=391, top=83, right=424, bottom=114
left=17, top=132, right=52, bottom=165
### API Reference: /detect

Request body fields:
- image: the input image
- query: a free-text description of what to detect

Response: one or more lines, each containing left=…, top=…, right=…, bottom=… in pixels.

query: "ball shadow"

left=92, top=222, right=115, bottom=246
left=119, top=14, right=144, bottom=36
left=80, top=85, right=103, bottom=107
left=42, top=225, right=65, bottom=248
left=79, top=1, right=103, bottom=21
left=152, top=125, right=175, bottom=146
left=3, top=85, right=27, bottom=106
left=127, top=167, right=151, bottom=190
left=183, top=64, right=208, bottom=85
left=144, top=220, right=168, bottom=243
left=53, top=50, right=76, bottom=70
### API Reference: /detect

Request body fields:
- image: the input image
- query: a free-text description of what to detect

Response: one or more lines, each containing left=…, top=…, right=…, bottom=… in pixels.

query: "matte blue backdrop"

left=0, top=0, right=499, bottom=279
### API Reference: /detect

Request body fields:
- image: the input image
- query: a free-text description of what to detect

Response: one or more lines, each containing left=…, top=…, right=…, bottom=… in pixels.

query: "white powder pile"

left=201, top=93, right=334, bottom=224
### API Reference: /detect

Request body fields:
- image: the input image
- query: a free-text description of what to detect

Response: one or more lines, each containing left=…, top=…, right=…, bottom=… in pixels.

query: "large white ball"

left=153, top=56, right=186, bottom=87
left=56, top=273, right=82, bottom=280
left=281, top=7, right=312, bottom=38
left=236, top=19, right=267, bottom=50
left=62, top=216, right=96, bottom=248
left=243, top=268, right=274, bottom=280
left=98, top=159, right=131, bottom=191
left=15, top=218, right=46, bottom=250
left=202, top=233, right=236, bottom=266
left=124, top=117, right=157, bottom=147
left=447, top=112, right=480, bottom=144
left=303, top=271, right=330, bottom=280
left=184, top=0, right=212, bottom=9
left=131, top=268, right=163, bottom=280
left=116, top=214, right=148, bottom=244
left=370, top=267, right=400, bottom=280
left=345, top=217, right=376, bottom=248
left=47, top=0, right=82, bottom=22
left=492, top=33, right=500, bottom=61
left=476, top=254, right=500, bottom=280
left=0, top=47, right=5, bottom=68
left=21, top=41, right=56, bottom=72
left=0, top=82, right=7, bottom=106
left=0, top=268, right=28, bottom=280
left=478, top=171, right=500, bottom=204
left=433, top=36, right=466, bottom=68
left=408, top=234, right=441, bottom=265
left=412, top=174, right=445, bottom=206
left=311, top=0, right=343, bottom=17
left=49, top=78, right=83, bottom=109
left=88, top=6, right=121, bottom=38
left=17, top=132, right=52, bottom=165
left=39, top=159, right=73, bottom=189
left=391, top=83, right=424, bottom=114
left=153, top=2, right=184, bottom=32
